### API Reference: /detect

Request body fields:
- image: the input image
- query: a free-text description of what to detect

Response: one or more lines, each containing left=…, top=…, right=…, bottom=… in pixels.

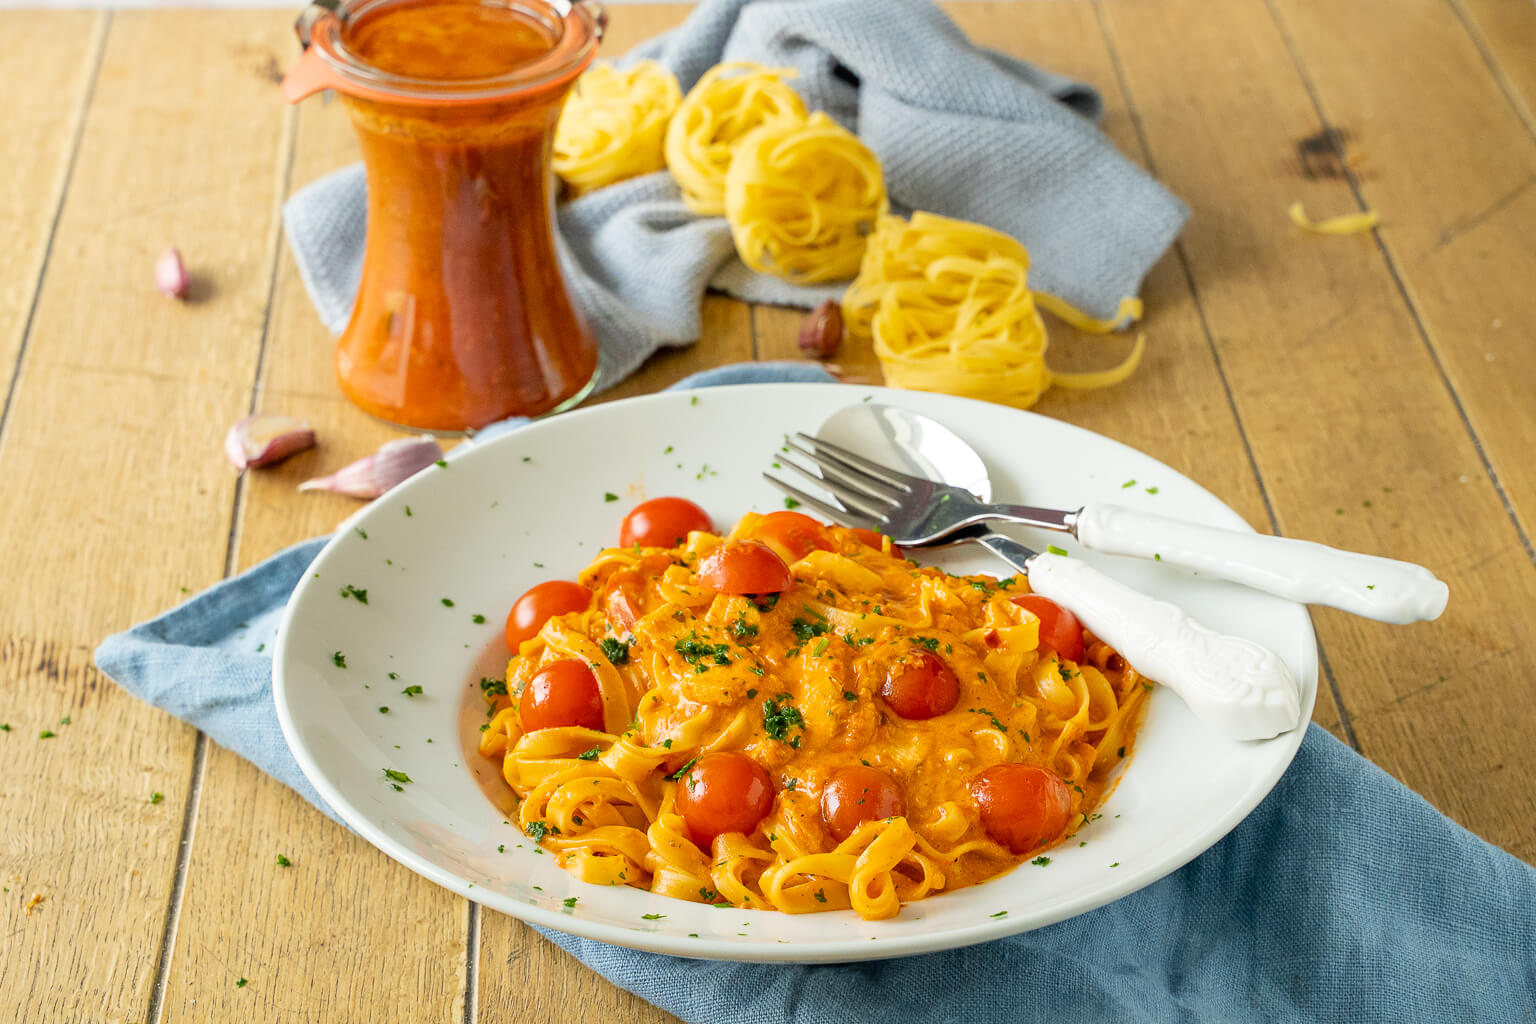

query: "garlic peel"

left=298, top=435, right=444, bottom=499
left=226, top=414, right=317, bottom=471
left=156, top=247, right=189, bottom=300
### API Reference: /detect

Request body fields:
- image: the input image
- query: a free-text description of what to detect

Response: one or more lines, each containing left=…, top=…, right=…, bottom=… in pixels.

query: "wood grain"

left=0, top=11, right=102, bottom=387
left=0, top=10, right=291, bottom=1022
left=159, top=35, right=471, bottom=1024
left=1455, top=0, right=1536, bottom=135
left=1098, top=0, right=1536, bottom=859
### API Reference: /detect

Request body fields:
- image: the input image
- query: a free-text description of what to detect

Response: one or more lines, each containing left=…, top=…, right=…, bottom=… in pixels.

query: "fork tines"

left=763, top=433, right=910, bottom=531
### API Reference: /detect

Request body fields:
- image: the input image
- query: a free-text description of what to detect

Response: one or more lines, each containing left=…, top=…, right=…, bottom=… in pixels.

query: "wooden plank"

left=1454, top=0, right=1536, bottom=135
left=1098, top=0, right=1536, bottom=860
left=0, top=9, right=289, bottom=1021
left=0, top=11, right=102, bottom=388
left=159, top=41, right=471, bottom=1024
left=1268, top=0, right=1536, bottom=554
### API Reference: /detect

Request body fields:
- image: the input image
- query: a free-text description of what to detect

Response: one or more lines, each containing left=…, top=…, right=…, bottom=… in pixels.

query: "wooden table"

left=3, top=0, right=1533, bottom=1019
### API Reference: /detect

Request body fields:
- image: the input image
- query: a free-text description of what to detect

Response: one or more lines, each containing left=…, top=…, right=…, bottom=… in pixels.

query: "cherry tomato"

left=674, top=752, right=775, bottom=849
left=849, top=527, right=902, bottom=559
left=505, top=580, right=591, bottom=651
left=519, top=659, right=604, bottom=733
left=619, top=497, right=713, bottom=549
left=879, top=649, right=960, bottom=719
left=749, top=510, right=833, bottom=562
left=820, top=765, right=907, bottom=843
left=969, top=763, right=1072, bottom=854
left=1012, top=594, right=1086, bottom=663
left=696, top=539, right=792, bottom=595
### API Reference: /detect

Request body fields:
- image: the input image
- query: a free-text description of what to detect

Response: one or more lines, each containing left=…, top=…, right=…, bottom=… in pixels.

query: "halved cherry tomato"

left=505, top=580, right=591, bottom=651
left=849, top=527, right=902, bottom=559
left=696, top=540, right=792, bottom=596
left=674, top=751, right=775, bottom=849
left=519, top=659, right=603, bottom=733
left=879, top=649, right=960, bottom=720
left=619, top=497, right=713, bottom=549
left=749, top=510, right=833, bottom=563
left=968, top=763, right=1072, bottom=854
left=820, top=765, right=907, bottom=842
left=1011, top=594, right=1085, bottom=663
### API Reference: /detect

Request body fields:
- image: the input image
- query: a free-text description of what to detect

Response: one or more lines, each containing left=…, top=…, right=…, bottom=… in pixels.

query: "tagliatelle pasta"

left=842, top=212, right=1145, bottom=409
left=553, top=61, right=682, bottom=196
left=1287, top=201, right=1380, bottom=235
left=723, top=112, right=888, bottom=283
left=664, top=62, right=808, bottom=215
left=479, top=505, right=1149, bottom=920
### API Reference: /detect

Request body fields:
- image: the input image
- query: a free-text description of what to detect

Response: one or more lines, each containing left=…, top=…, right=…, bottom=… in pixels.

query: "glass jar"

left=283, top=0, right=603, bottom=432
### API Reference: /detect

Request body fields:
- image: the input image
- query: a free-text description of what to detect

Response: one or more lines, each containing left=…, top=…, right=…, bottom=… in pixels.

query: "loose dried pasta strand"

left=554, top=61, right=682, bottom=197
left=1288, top=201, right=1380, bottom=235
left=664, top=62, right=807, bottom=215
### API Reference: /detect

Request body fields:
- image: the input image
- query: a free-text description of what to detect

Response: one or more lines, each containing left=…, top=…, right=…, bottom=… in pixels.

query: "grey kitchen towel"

left=283, top=0, right=1189, bottom=394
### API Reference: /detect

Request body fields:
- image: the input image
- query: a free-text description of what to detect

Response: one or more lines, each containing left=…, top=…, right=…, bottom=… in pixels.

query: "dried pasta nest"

left=664, top=62, right=807, bottom=215
left=843, top=213, right=1144, bottom=410
left=554, top=60, right=682, bottom=197
left=724, top=112, right=888, bottom=284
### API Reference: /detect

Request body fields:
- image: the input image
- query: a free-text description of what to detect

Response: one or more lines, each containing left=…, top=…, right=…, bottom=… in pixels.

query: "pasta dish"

left=479, top=500, right=1148, bottom=919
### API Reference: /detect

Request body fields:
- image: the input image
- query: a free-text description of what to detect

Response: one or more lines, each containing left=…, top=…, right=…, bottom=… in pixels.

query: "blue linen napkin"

left=283, top=0, right=1188, bottom=393
left=97, top=365, right=1536, bottom=1022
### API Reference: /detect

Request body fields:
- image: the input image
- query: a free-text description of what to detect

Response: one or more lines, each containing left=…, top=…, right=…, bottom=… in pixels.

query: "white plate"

left=274, top=383, right=1317, bottom=963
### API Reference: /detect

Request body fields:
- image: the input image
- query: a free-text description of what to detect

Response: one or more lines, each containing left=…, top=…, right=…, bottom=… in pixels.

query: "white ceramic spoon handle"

left=1074, top=503, right=1448, bottom=625
left=976, top=534, right=1301, bottom=741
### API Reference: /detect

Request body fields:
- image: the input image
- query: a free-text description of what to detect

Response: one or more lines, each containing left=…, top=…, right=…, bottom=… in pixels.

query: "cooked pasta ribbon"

left=554, top=60, right=683, bottom=197
left=724, top=111, right=888, bottom=283
left=478, top=514, right=1148, bottom=919
left=664, top=62, right=808, bottom=215
left=1288, top=201, right=1380, bottom=235
left=843, top=212, right=1143, bottom=409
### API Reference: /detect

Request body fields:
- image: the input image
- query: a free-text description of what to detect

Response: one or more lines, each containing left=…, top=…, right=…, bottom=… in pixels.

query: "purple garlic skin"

left=226, top=414, right=317, bottom=471
left=156, top=247, right=190, bottom=300
left=798, top=300, right=843, bottom=359
left=298, top=435, right=445, bottom=499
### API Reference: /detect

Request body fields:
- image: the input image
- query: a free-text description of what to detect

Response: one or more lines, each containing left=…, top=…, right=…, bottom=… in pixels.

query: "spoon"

left=816, top=403, right=1303, bottom=741
left=818, top=405, right=1447, bottom=624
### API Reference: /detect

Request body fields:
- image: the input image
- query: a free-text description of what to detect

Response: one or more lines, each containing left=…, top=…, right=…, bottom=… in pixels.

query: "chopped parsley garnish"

left=783, top=497, right=801, bottom=510
left=668, top=757, right=699, bottom=782
left=812, top=637, right=830, bottom=657
left=471, top=613, right=486, bottom=624
left=440, top=597, right=455, bottom=607
left=790, top=617, right=829, bottom=644
left=383, top=768, right=413, bottom=785
left=355, top=527, right=367, bottom=540
left=401, top=685, right=423, bottom=697
left=235, top=978, right=248, bottom=988
left=813, top=888, right=828, bottom=903
left=150, top=792, right=163, bottom=804
left=377, top=706, right=389, bottom=714
left=480, top=677, right=508, bottom=697
left=1046, top=544, right=1069, bottom=556
left=990, top=910, right=1008, bottom=918
left=843, top=691, right=858, bottom=702
left=1031, top=856, right=1051, bottom=867
left=276, top=854, right=292, bottom=868
left=1122, top=479, right=1136, bottom=488
left=435, top=459, right=448, bottom=468
left=332, top=651, right=347, bottom=668
left=576, top=747, right=601, bottom=761
left=563, top=897, right=578, bottom=908
left=728, top=615, right=759, bottom=642
left=676, top=633, right=731, bottom=672
left=599, top=636, right=631, bottom=665
left=642, top=913, right=666, bottom=920
left=38, top=730, right=55, bottom=739
left=604, top=492, right=619, bottom=502
left=909, top=636, right=940, bottom=652
left=968, top=580, right=991, bottom=593
left=1146, top=487, right=1159, bottom=495
left=404, top=505, right=412, bottom=516
left=525, top=820, right=560, bottom=841
left=339, top=584, right=368, bottom=604
left=762, top=695, right=804, bottom=744
left=968, top=707, right=1008, bottom=732
left=785, top=778, right=799, bottom=791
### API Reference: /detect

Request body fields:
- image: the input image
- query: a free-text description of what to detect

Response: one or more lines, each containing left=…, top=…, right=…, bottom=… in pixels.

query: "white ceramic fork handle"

left=995, top=544, right=1303, bottom=741
left=1075, top=503, right=1449, bottom=625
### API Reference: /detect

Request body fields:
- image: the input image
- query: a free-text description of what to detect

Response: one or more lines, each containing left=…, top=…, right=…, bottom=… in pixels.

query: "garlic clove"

left=226, top=414, right=317, bottom=471
left=797, top=299, right=843, bottom=359
left=156, top=247, right=190, bottom=300
left=298, top=435, right=444, bottom=499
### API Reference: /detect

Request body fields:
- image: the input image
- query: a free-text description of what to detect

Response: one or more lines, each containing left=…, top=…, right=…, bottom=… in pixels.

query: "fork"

left=766, top=432, right=1447, bottom=625
left=765, top=433, right=1305, bottom=741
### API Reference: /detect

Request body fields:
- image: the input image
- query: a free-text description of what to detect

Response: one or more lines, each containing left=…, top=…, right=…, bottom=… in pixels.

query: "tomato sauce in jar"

left=283, top=0, right=602, bottom=432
